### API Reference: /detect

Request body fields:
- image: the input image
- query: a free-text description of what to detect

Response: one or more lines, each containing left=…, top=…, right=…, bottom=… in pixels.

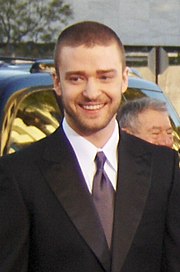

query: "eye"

left=68, top=75, right=85, bottom=84
left=151, top=131, right=160, bottom=138
left=166, top=129, right=173, bottom=135
left=152, top=132, right=159, bottom=135
left=98, top=72, right=115, bottom=82
left=100, top=75, right=109, bottom=80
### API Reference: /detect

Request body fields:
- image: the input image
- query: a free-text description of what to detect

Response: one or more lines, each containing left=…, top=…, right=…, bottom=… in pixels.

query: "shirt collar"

left=62, top=119, right=97, bottom=164
left=62, top=118, right=119, bottom=171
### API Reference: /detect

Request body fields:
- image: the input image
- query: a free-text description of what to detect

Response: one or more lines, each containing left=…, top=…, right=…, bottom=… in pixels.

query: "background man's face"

left=134, top=109, right=173, bottom=148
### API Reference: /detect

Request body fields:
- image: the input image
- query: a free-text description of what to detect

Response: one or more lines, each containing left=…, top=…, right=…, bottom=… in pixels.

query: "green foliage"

left=0, top=0, right=73, bottom=47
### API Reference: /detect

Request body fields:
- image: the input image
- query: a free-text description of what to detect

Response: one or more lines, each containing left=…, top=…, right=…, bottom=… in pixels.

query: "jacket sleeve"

left=0, top=159, right=29, bottom=272
left=163, top=152, right=180, bottom=271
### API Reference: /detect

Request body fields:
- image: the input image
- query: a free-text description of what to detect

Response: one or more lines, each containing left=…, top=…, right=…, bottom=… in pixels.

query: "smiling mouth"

left=81, top=103, right=105, bottom=110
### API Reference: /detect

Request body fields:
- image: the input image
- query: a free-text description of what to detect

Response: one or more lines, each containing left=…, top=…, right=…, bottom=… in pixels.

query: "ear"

left=52, top=72, right=62, bottom=96
left=121, top=66, right=129, bottom=94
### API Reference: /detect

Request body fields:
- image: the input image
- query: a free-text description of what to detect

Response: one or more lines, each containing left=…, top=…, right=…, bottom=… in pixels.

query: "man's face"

left=54, top=43, right=128, bottom=137
left=133, top=109, right=173, bottom=148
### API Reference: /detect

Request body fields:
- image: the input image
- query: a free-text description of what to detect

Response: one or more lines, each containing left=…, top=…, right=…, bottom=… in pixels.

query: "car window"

left=2, top=89, right=62, bottom=155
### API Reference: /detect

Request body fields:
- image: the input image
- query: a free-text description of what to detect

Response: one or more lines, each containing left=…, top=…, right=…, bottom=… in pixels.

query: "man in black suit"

left=0, top=21, right=180, bottom=272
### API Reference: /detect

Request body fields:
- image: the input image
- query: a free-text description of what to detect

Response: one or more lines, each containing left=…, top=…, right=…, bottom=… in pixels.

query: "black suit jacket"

left=0, top=127, right=180, bottom=272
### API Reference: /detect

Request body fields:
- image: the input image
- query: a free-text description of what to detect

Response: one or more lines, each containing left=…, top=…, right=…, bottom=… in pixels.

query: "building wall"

left=67, top=0, right=180, bottom=46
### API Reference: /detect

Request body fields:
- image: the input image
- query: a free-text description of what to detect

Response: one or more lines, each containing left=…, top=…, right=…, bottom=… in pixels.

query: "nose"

left=83, top=78, right=100, bottom=100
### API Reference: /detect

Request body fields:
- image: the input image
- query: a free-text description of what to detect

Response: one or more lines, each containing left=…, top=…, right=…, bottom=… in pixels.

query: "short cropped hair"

left=54, top=21, right=126, bottom=75
left=118, top=97, right=168, bottom=133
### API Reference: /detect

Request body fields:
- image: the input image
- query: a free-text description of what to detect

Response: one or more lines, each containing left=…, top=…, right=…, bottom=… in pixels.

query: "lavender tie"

left=92, top=151, right=115, bottom=248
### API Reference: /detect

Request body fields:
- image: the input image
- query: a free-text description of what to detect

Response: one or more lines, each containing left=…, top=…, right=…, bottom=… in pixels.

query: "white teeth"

left=82, top=104, right=104, bottom=110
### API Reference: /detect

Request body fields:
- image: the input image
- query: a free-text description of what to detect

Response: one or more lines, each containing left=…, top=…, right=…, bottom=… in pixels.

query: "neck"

left=64, top=117, right=117, bottom=148
left=83, top=121, right=116, bottom=148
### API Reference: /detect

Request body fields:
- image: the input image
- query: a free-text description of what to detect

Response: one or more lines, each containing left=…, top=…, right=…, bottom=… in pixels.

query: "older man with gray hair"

left=118, top=97, right=173, bottom=148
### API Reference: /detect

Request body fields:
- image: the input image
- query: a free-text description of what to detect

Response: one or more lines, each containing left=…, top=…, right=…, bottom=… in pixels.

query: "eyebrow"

left=151, top=126, right=161, bottom=130
left=149, top=126, right=173, bottom=132
left=65, top=69, right=117, bottom=77
left=96, top=69, right=117, bottom=74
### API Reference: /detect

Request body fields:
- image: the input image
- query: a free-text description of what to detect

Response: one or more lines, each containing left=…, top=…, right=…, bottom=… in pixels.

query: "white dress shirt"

left=62, top=118, right=119, bottom=193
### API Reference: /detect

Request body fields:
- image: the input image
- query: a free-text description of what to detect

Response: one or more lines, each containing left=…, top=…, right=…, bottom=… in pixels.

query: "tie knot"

left=95, top=151, right=106, bottom=170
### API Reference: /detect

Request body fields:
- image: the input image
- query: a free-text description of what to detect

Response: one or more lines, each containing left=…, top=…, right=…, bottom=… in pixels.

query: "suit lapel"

left=111, top=132, right=153, bottom=272
left=38, top=128, right=111, bottom=271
